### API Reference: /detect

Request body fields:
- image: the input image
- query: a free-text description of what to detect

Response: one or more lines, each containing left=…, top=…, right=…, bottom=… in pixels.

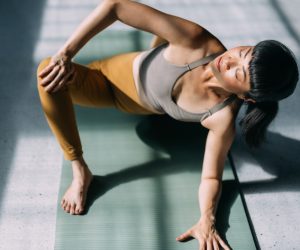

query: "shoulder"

left=201, top=98, right=242, bottom=135
left=186, top=29, right=227, bottom=52
left=165, top=30, right=227, bottom=63
left=165, top=23, right=227, bottom=51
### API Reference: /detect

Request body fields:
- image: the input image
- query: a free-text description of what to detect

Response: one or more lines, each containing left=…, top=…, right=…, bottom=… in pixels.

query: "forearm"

left=57, top=0, right=200, bottom=58
left=58, top=0, right=118, bottom=58
left=198, top=178, right=222, bottom=223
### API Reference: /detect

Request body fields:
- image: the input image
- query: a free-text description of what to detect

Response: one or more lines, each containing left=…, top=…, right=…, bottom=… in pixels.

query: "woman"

left=36, top=0, right=298, bottom=249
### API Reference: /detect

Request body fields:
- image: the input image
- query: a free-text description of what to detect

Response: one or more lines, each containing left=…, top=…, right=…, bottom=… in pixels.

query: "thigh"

left=67, top=62, right=115, bottom=108
left=87, top=52, right=154, bottom=115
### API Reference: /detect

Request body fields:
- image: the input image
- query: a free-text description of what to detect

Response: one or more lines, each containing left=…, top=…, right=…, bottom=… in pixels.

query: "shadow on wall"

left=83, top=114, right=239, bottom=242
left=233, top=130, right=300, bottom=193
left=0, top=0, right=47, bottom=213
left=270, top=0, right=300, bottom=45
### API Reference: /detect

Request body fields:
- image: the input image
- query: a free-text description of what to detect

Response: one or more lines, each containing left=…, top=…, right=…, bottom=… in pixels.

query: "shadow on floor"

left=83, top=115, right=239, bottom=244
left=270, top=0, right=300, bottom=45
left=0, top=0, right=47, bottom=213
left=234, top=131, right=300, bottom=193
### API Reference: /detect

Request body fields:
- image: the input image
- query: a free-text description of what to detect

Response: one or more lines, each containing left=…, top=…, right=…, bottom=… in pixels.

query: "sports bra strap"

left=186, top=51, right=223, bottom=71
left=200, top=94, right=237, bottom=122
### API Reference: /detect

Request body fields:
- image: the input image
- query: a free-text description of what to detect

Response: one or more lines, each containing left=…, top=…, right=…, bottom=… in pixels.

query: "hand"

left=176, top=218, right=231, bottom=250
left=38, top=53, right=76, bottom=93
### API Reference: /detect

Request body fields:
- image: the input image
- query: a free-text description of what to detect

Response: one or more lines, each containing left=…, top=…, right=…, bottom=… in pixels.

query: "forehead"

left=227, top=46, right=254, bottom=57
left=232, top=46, right=254, bottom=85
left=229, top=45, right=253, bottom=53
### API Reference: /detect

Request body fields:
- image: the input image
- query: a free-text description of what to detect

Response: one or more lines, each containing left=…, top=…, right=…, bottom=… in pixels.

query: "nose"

left=224, top=57, right=238, bottom=70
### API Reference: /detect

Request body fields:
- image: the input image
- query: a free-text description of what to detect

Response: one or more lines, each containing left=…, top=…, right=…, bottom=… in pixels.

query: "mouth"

left=216, top=56, right=222, bottom=72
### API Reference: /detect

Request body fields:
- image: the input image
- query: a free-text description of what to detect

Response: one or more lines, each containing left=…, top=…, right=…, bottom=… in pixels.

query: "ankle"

left=72, top=157, right=90, bottom=172
left=71, top=157, right=91, bottom=176
left=71, top=156, right=86, bottom=167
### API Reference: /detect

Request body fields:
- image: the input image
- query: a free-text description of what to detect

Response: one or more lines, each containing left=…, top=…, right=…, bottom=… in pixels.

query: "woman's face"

left=211, top=46, right=254, bottom=97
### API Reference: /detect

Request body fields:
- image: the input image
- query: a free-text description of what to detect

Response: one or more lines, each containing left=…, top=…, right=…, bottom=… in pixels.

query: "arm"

left=39, top=0, right=206, bottom=93
left=177, top=108, right=235, bottom=250
left=59, top=0, right=206, bottom=58
left=199, top=123, right=235, bottom=224
left=150, top=35, right=168, bottom=49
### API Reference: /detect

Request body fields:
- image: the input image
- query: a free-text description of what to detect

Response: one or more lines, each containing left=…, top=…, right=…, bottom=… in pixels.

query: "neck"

left=202, top=62, right=233, bottom=98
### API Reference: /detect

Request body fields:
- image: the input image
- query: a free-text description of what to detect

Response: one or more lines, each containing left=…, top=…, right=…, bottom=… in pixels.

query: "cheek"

left=212, top=65, right=241, bottom=93
left=222, top=72, right=238, bottom=90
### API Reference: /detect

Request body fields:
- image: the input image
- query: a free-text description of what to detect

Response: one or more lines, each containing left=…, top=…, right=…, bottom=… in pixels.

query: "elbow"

left=199, top=178, right=223, bottom=192
left=103, top=0, right=119, bottom=10
left=106, top=0, right=126, bottom=9
left=201, top=176, right=222, bottom=182
left=106, top=0, right=126, bottom=20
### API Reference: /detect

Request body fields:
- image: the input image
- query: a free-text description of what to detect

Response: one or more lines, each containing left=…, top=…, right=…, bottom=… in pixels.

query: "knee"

left=36, top=57, right=52, bottom=91
left=36, top=57, right=52, bottom=81
left=37, top=57, right=52, bottom=76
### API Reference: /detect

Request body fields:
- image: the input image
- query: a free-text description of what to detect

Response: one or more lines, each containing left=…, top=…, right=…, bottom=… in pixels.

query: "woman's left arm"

left=177, top=108, right=235, bottom=250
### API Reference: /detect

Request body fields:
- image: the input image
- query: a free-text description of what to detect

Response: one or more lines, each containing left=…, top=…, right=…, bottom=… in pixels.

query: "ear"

left=237, top=94, right=256, bottom=103
left=244, top=97, right=256, bottom=104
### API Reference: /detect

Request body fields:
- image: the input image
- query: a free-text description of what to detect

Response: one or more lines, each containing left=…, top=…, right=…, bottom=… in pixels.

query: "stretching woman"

left=36, top=0, right=299, bottom=249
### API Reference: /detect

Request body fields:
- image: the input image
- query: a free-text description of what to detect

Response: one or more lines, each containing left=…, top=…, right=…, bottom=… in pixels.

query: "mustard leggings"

left=36, top=52, right=154, bottom=161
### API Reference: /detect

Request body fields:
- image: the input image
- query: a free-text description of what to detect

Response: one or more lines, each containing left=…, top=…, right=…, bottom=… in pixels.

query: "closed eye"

left=237, top=48, right=249, bottom=81
left=235, top=69, right=241, bottom=80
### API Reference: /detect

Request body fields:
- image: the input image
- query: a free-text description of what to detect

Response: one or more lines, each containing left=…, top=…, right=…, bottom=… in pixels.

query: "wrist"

left=56, top=46, right=74, bottom=60
left=199, top=214, right=216, bottom=225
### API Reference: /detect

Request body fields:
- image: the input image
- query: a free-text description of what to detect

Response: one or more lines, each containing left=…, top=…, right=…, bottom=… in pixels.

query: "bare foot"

left=60, top=157, right=93, bottom=215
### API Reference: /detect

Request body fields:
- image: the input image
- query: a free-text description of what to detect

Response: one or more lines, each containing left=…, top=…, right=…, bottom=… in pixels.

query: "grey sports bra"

left=138, top=43, right=237, bottom=122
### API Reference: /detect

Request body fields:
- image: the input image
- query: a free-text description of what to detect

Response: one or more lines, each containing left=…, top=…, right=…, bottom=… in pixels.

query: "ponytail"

left=239, top=40, right=298, bottom=147
left=239, top=101, right=278, bottom=147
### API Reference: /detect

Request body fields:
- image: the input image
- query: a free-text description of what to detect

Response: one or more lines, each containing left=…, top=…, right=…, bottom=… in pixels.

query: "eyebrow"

left=240, top=48, right=251, bottom=81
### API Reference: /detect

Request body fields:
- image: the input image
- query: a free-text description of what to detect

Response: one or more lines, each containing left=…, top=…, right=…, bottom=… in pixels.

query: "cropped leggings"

left=37, top=52, right=154, bottom=161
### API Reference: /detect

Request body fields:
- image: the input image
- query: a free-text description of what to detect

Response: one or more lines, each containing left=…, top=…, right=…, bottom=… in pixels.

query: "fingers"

left=43, top=63, right=75, bottom=93
left=39, top=65, right=60, bottom=86
left=176, top=230, right=193, bottom=242
left=65, top=70, right=76, bottom=85
left=178, top=232, right=229, bottom=250
left=215, top=234, right=231, bottom=250
left=199, top=240, right=206, bottom=250
left=206, top=240, right=213, bottom=250
left=44, top=70, right=65, bottom=93
left=197, top=238, right=225, bottom=250
left=52, top=69, right=75, bottom=93
left=212, top=239, right=220, bottom=250
left=177, top=224, right=231, bottom=250
left=38, top=62, right=56, bottom=78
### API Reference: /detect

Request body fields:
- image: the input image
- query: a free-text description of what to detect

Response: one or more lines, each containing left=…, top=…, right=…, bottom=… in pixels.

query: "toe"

left=79, top=202, right=85, bottom=214
left=70, top=203, right=76, bottom=215
left=66, top=204, right=72, bottom=213
left=76, top=204, right=84, bottom=215
left=62, top=202, right=67, bottom=211
left=63, top=200, right=68, bottom=208
left=74, top=205, right=81, bottom=215
left=64, top=202, right=70, bottom=212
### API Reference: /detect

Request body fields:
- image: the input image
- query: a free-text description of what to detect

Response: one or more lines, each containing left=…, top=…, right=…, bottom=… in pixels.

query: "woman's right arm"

left=57, top=0, right=206, bottom=58
left=39, top=0, right=206, bottom=92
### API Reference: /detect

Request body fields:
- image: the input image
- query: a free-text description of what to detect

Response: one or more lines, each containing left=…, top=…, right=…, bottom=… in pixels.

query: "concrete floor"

left=0, top=0, right=299, bottom=249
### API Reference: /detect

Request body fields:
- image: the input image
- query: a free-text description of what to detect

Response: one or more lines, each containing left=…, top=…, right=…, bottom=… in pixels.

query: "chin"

left=211, top=65, right=221, bottom=79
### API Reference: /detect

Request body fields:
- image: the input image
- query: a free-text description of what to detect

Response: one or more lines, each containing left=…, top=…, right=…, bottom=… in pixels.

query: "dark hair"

left=239, top=40, right=299, bottom=147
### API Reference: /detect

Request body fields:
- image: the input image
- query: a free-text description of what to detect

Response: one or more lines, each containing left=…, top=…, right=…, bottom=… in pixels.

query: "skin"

left=38, top=0, right=256, bottom=249
left=210, top=46, right=254, bottom=101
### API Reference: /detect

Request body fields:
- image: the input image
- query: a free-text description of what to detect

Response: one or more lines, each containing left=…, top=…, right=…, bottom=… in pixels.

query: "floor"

left=0, top=0, right=299, bottom=249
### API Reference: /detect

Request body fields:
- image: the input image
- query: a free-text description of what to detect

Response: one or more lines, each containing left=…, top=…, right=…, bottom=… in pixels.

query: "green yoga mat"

left=54, top=107, right=256, bottom=250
